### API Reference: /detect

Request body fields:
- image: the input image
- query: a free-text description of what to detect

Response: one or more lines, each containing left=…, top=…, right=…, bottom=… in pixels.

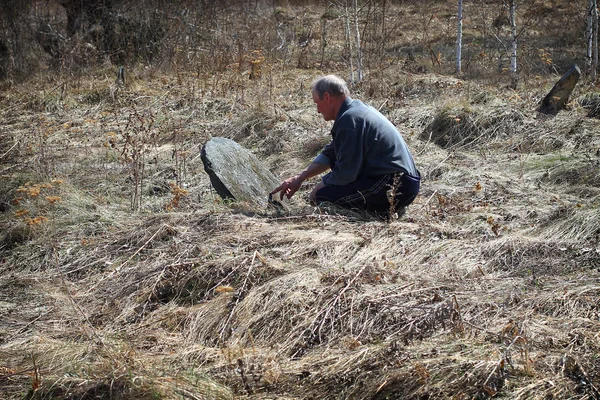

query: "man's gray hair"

left=311, top=75, right=350, bottom=99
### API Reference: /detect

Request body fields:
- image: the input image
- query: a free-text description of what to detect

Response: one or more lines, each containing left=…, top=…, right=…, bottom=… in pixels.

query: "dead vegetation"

left=1, top=1, right=600, bottom=399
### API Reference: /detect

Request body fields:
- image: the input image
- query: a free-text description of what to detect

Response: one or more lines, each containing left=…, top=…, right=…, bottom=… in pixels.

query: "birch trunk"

left=456, top=0, right=463, bottom=74
left=587, top=0, right=594, bottom=76
left=353, top=0, right=363, bottom=82
left=593, top=0, right=599, bottom=81
left=319, top=19, right=328, bottom=68
left=381, top=0, right=386, bottom=60
left=345, top=8, right=354, bottom=85
left=509, top=0, right=517, bottom=89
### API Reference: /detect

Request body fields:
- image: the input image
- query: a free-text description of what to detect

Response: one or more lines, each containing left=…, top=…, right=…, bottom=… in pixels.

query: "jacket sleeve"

left=313, top=140, right=335, bottom=165
left=322, top=121, right=363, bottom=186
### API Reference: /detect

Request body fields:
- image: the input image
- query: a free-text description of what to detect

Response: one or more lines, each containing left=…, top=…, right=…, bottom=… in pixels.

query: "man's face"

left=312, top=90, right=334, bottom=121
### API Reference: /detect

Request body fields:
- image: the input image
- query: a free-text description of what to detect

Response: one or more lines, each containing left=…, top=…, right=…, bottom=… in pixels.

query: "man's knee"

left=313, top=186, right=331, bottom=204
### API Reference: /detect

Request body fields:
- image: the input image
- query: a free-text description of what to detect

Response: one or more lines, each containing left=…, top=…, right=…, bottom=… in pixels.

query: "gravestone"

left=201, top=137, right=284, bottom=209
left=538, top=64, right=581, bottom=115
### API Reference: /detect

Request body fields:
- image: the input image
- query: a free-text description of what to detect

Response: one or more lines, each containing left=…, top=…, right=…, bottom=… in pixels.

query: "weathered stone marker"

left=538, top=64, right=580, bottom=115
left=201, top=137, right=283, bottom=209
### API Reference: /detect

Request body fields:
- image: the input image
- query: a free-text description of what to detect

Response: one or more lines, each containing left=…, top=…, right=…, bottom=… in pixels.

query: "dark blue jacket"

left=313, top=97, right=419, bottom=186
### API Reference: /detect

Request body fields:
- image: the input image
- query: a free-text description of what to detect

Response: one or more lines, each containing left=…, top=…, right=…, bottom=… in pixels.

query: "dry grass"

left=2, top=69, right=600, bottom=398
left=2, top=2, right=600, bottom=399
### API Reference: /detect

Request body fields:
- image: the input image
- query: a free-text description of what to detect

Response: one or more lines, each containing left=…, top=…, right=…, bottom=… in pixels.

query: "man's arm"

left=322, top=126, right=363, bottom=186
left=271, top=162, right=330, bottom=200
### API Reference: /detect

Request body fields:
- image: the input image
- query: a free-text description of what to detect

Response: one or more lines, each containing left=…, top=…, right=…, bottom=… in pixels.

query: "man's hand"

left=271, top=162, right=330, bottom=201
left=271, top=176, right=303, bottom=200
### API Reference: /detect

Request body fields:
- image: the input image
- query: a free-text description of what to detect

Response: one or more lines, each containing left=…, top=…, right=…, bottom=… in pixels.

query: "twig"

left=6, top=309, right=54, bottom=342
left=482, top=335, right=521, bottom=389
left=355, top=302, right=372, bottom=340
left=315, top=263, right=369, bottom=342
left=1, top=164, right=20, bottom=174
left=30, top=354, right=40, bottom=391
left=146, top=264, right=170, bottom=304
left=375, top=379, right=389, bottom=395
left=349, top=293, right=355, bottom=336
left=477, top=264, right=486, bottom=276
left=463, top=320, right=500, bottom=337
left=377, top=99, right=389, bottom=111
left=429, top=151, right=454, bottom=175
left=369, top=284, right=446, bottom=302
left=417, top=129, right=434, bottom=156
left=274, top=103, right=300, bottom=123
left=205, top=258, right=248, bottom=297
left=237, top=358, right=252, bottom=394
left=0, top=367, right=35, bottom=379
left=106, top=224, right=168, bottom=279
left=268, top=214, right=348, bottom=222
left=0, top=139, right=18, bottom=160
left=418, top=190, right=438, bottom=211
left=144, top=90, right=172, bottom=110
left=482, top=326, right=535, bottom=393
left=452, top=294, right=465, bottom=334
left=53, top=243, right=119, bottom=364
left=219, top=251, right=258, bottom=340
left=283, top=265, right=369, bottom=355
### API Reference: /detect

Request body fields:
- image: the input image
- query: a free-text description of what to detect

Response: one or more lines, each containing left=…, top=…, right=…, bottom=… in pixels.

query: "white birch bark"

left=353, top=0, right=363, bottom=82
left=587, top=0, right=594, bottom=76
left=345, top=7, right=354, bottom=84
left=509, top=0, right=517, bottom=89
left=319, top=19, right=328, bottom=68
left=456, top=0, right=463, bottom=74
left=593, top=0, right=599, bottom=81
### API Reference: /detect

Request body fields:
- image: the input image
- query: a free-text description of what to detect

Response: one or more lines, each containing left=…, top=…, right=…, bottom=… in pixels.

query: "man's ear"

left=323, top=92, right=331, bottom=102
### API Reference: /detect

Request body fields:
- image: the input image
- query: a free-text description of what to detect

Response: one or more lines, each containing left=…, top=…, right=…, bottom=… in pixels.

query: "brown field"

left=1, top=1, right=599, bottom=399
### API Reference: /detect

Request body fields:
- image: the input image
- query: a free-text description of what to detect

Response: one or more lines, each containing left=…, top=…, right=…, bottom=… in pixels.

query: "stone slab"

left=538, top=64, right=581, bottom=115
left=201, top=137, right=283, bottom=209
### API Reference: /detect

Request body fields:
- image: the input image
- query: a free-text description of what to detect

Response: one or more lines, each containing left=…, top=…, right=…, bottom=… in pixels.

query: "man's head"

left=311, top=75, right=350, bottom=121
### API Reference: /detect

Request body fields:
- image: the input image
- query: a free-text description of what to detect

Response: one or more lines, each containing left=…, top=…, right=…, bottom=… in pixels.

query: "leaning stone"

left=201, top=137, right=284, bottom=209
left=538, top=64, right=581, bottom=115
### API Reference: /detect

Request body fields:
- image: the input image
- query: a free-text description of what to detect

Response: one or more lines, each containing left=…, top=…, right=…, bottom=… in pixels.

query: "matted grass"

left=1, top=48, right=600, bottom=400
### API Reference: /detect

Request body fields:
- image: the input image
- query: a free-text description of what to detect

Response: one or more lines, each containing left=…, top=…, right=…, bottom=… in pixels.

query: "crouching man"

left=271, top=75, right=420, bottom=217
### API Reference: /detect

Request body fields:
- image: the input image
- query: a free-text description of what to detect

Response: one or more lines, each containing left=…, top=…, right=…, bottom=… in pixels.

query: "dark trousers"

left=315, top=173, right=420, bottom=215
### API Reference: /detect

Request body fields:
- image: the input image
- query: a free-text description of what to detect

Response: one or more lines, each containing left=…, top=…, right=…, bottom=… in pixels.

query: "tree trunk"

left=587, top=0, right=594, bottom=77
left=593, top=0, right=599, bottom=82
left=456, top=0, right=463, bottom=75
left=353, top=0, right=363, bottom=82
left=509, top=0, right=517, bottom=89
left=319, top=19, right=328, bottom=68
left=381, top=0, right=386, bottom=60
left=345, top=8, right=354, bottom=85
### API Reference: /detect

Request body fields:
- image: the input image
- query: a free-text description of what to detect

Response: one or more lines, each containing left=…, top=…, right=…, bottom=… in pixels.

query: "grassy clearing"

left=2, top=4, right=600, bottom=400
left=1, top=65, right=600, bottom=398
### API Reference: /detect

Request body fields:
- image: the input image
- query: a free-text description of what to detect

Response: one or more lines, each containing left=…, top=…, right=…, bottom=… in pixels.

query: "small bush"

left=421, top=106, right=479, bottom=149
left=577, top=93, right=600, bottom=118
left=1, top=223, right=32, bottom=250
